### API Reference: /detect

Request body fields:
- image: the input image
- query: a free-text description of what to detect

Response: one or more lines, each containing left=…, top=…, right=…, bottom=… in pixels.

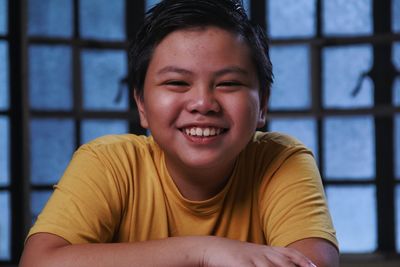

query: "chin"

left=182, top=154, right=235, bottom=170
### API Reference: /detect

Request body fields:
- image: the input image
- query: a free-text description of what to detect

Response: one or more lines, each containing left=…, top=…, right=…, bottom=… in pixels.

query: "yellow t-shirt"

left=28, top=131, right=338, bottom=248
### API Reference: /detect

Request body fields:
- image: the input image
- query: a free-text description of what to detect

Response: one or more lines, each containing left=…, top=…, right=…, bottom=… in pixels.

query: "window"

left=26, top=0, right=138, bottom=241
left=1, top=0, right=145, bottom=265
left=1, top=0, right=400, bottom=265
left=264, top=0, right=400, bottom=259
left=0, top=0, right=10, bottom=261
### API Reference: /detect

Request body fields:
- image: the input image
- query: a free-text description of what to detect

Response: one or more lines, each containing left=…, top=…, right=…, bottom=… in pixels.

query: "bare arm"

left=288, top=238, right=339, bottom=267
left=20, top=233, right=317, bottom=267
left=19, top=233, right=201, bottom=267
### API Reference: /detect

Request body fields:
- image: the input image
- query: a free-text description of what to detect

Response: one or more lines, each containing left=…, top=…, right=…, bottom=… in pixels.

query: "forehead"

left=148, top=26, right=255, bottom=71
left=156, top=26, right=245, bottom=49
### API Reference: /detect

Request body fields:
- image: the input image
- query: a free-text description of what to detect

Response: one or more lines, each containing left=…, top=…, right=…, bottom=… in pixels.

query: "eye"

left=161, top=80, right=190, bottom=92
left=217, top=81, right=244, bottom=88
left=164, top=80, right=189, bottom=86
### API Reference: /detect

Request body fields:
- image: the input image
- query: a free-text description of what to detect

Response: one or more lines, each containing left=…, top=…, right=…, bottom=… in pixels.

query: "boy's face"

left=135, top=26, right=266, bottom=176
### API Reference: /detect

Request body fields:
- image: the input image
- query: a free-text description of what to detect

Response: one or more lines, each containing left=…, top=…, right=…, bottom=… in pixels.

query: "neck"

left=164, top=157, right=236, bottom=201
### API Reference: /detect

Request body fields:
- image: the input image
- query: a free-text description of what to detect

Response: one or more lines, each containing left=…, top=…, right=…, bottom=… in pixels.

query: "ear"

left=257, top=104, right=267, bottom=128
left=257, top=92, right=268, bottom=128
left=133, top=90, right=149, bottom=129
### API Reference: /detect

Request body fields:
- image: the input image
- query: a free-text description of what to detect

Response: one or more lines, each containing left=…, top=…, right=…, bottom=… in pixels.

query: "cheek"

left=220, top=93, right=260, bottom=134
left=144, top=91, right=182, bottom=124
left=147, top=95, right=164, bottom=111
left=233, top=93, right=261, bottom=123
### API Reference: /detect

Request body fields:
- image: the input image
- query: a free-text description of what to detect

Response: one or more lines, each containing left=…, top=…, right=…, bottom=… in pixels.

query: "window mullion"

left=73, top=0, right=82, bottom=148
left=313, top=0, right=323, bottom=175
left=251, top=0, right=266, bottom=30
left=8, top=0, right=31, bottom=263
left=125, top=0, right=147, bottom=135
left=372, top=0, right=396, bottom=253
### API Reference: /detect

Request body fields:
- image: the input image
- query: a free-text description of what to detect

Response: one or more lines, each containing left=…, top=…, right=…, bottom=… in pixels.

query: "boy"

left=20, top=0, right=339, bottom=266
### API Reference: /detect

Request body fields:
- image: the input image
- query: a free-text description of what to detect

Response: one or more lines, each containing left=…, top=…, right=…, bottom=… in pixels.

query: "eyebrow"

left=214, top=66, right=249, bottom=77
left=156, top=66, right=249, bottom=77
left=157, top=66, right=193, bottom=75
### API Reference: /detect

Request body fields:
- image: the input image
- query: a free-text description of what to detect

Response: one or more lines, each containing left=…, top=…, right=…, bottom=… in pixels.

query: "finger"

left=264, top=255, right=297, bottom=267
left=271, top=247, right=316, bottom=267
left=261, top=248, right=297, bottom=267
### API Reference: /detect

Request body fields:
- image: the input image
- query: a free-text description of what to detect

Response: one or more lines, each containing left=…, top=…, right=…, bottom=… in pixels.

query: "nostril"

left=186, top=98, right=221, bottom=114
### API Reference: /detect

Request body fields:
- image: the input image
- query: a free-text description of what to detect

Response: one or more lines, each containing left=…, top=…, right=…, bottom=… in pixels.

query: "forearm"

left=20, top=233, right=318, bottom=267
left=288, top=238, right=339, bottom=267
left=20, top=234, right=205, bottom=267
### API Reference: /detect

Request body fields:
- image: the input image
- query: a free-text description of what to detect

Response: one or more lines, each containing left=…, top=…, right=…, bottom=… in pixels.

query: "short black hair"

left=129, top=0, right=273, bottom=102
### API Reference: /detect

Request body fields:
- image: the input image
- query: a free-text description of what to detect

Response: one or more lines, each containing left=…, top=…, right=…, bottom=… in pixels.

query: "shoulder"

left=67, top=134, right=162, bottom=174
left=238, top=131, right=315, bottom=184
left=252, top=131, right=304, bottom=148
left=78, top=134, right=159, bottom=157
left=246, top=131, right=312, bottom=160
left=84, top=134, right=154, bottom=149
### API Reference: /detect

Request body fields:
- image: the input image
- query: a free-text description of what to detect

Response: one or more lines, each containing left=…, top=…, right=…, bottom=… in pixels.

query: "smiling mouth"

left=181, top=127, right=227, bottom=137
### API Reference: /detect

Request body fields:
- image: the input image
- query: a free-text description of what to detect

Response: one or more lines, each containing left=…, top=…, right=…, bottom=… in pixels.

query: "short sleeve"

left=259, top=147, right=338, bottom=249
left=27, top=144, right=125, bottom=244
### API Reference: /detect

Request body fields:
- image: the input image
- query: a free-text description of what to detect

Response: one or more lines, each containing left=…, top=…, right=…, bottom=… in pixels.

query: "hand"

left=200, top=237, right=316, bottom=267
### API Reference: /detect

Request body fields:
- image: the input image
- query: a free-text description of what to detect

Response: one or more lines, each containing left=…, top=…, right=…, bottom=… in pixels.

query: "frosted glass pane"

left=326, top=186, right=377, bottom=253
left=394, top=43, right=400, bottom=106
left=396, top=115, right=400, bottom=179
left=80, top=0, right=125, bottom=40
left=145, top=0, right=161, bottom=11
left=395, top=78, right=400, bottom=106
left=0, top=117, right=9, bottom=185
left=267, top=0, right=315, bottom=38
left=30, top=119, right=75, bottom=185
left=28, top=0, right=73, bottom=37
left=243, top=0, right=250, bottom=17
left=324, top=116, right=375, bottom=179
left=29, top=45, right=72, bottom=110
left=81, top=119, right=129, bottom=144
left=323, top=0, right=372, bottom=36
left=0, top=192, right=10, bottom=260
left=269, top=118, right=318, bottom=159
left=82, top=49, right=128, bottom=111
left=31, top=191, right=52, bottom=225
left=393, top=0, right=400, bottom=32
left=0, top=41, right=8, bottom=109
left=0, top=0, right=7, bottom=34
left=396, top=186, right=400, bottom=251
left=269, top=45, right=311, bottom=110
left=323, top=45, right=373, bottom=109
left=394, top=42, right=400, bottom=69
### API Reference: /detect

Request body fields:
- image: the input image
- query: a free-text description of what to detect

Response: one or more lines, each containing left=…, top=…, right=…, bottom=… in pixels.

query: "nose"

left=185, top=85, right=221, bottom=115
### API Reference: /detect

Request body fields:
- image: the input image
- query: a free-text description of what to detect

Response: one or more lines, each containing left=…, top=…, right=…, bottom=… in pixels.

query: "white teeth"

left=183, top=127, right=224, bottom=137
